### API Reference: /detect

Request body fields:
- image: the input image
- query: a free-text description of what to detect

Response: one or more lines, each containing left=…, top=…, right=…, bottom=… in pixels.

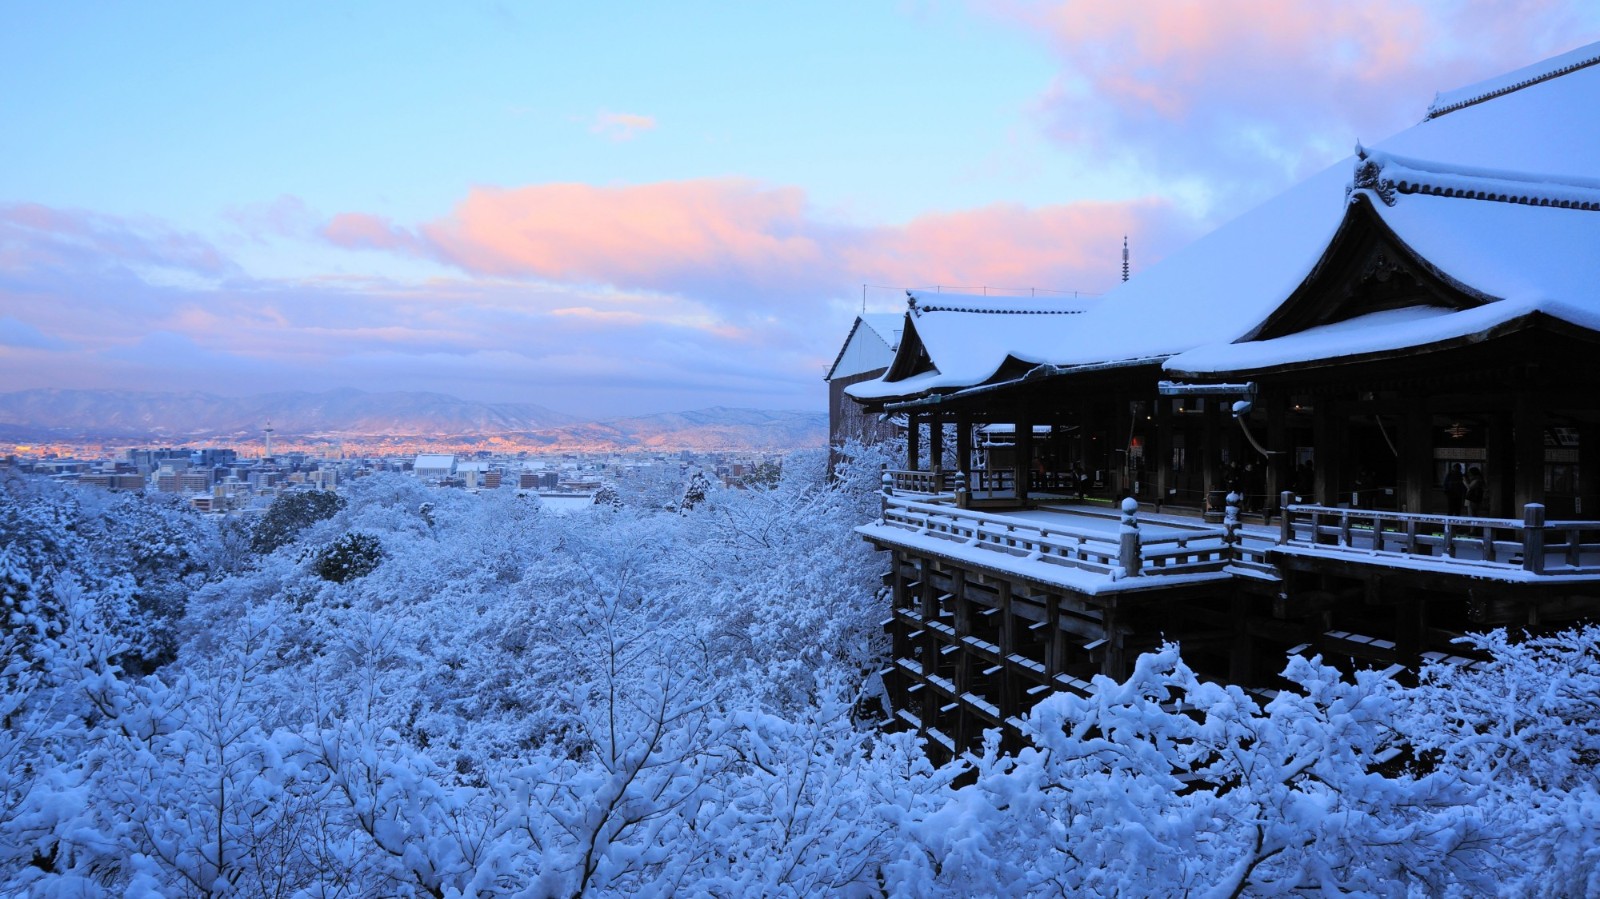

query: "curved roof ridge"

left=1426, top=41, right=1600, bottom=120
left=1350, top=146, right=1600, bottom=212
left=906, top=290, right=1095, bottom=318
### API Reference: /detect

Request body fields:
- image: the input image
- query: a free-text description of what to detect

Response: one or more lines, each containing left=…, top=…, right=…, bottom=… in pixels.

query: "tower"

left=263, top=421, right=275, bottom=460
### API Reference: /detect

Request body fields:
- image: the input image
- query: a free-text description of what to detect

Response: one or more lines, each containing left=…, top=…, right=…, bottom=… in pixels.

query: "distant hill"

left=0, top=389, right=827, bottom=452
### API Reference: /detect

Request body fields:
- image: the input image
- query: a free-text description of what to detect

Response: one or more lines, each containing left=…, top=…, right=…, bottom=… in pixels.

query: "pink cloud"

left=849, top=198, right=1187, bottom=293
left=591, top=110, right=658, bottom=142
left=321, top=178, right=1202, bottom=310
left=988, top=0, right=1600, bottom=201
left=418, top=179, right=833, bottom=302
left=322, top=212, right=427, bottom=254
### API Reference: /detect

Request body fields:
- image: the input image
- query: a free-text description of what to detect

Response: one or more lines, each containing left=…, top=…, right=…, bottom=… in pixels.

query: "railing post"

left=1224, top=491, right=1241, bottom=546
left=1522, top=503, right=1546, bottom=574
left=882, top=469, right=894, bottom=498
left=1119, top=497, right=1142, bottom=578
left=955, top=470, right=970, bottom=510
left=1279, top=491, right=1293, bottom=544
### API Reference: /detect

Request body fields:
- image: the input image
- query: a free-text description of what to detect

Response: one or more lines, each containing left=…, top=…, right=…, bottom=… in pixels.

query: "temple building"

left=842, top=43, right=1600, bottom=759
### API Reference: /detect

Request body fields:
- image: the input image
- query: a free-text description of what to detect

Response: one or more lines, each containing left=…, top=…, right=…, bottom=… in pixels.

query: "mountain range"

left=0, top=389, right=826, bottom=452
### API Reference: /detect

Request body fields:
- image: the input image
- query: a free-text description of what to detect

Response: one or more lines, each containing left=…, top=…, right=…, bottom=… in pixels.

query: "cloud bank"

left=4, top=183, right=1193, bottom=417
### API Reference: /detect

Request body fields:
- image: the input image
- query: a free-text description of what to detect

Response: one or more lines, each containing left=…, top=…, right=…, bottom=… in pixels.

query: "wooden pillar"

left=928, top=413, right=945, bottom=473
left=1202, top=401, right=1220, bottom=503
left=1112, top=400, right=1132, bottom=497
left=1229, top=592, right=1253, bottom=685
left=917, top=557, right=938, bottom=729
left=1153, top=397, right=1171, bottom=507
left=1513, top=396, right=1544, bottom=512
left=996, top=581, right=1016, bottom=715
left=1400, top=396, right=1431, bottom=514
left=1044, top=594, right=1063, bottom=676
left=1394, top=588, right=1423, bottom=670
left=1313, top=400, right=1344, bottom=506
left=1265, top=398, right=1287, bottom=507
left=956, top=414, right=973, bottom=476
left=1581, top=420, right=1599, bottom=518
left=1016, top=405, right=1034, bottom=504
left=906, top=412, right=921, bottom=471
left=1100, top=602, right=1127, bottom=681
left=1486, top=411, right=1513, bottom=516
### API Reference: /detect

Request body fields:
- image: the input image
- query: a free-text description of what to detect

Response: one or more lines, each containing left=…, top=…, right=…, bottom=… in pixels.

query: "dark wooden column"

left=928, top=413, right=945, bottom=473
left=1112, top=400, right=1132, bottom=498
left=1202, top=401, right=1221, bottom=503
left=956, top=413, right=973, bottom=475
left=1016, top=404, right=1034, bottom=504
left=1513, top=396, right=1544, bottom=511
left=1582, top=420, right=1599, bottom=518
left=1400, top=396, right=1431, bottom=514
left=1313, top=400, right=1344, bottom=506
left=1486, top=410, right=1513, bottom=516
left=1265, top=398, right=1287, bottom=506
left=906, top=412, right=921, bottom=471
left=1153, top=397, right=1171, bottom=507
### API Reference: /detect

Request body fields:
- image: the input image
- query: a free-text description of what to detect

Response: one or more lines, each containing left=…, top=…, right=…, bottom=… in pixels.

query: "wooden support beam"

left=1229, top=591, right=1253, bottom=684
left=956, top=414, right=973, bottom=478
left=1486, top=410, right=1512, bottom=517
left=906, top=412, right=921, bottom=471
left=1151, top=395, right=1170, bottom=506
left=1513, top=396, right=1544, bottom=512
left=1016, top=405, right=1034, bottom=504
left=1400, top=396, right=1430, bottom=514
left=1265, top=398, right=1286, bottom=511
left=1313, top=400, right=1343, bottom=507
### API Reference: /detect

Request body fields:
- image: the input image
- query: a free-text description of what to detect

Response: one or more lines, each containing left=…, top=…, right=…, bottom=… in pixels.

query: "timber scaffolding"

left=861, top=471, right=1600, bottom=762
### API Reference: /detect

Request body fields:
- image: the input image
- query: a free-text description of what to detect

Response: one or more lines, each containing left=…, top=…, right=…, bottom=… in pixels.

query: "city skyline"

left=3, top=1, right=1598, bottom=417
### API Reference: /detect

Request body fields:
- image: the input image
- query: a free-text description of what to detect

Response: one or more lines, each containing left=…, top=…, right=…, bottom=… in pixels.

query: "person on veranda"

left=1444, top=463, right=1466, bottom=516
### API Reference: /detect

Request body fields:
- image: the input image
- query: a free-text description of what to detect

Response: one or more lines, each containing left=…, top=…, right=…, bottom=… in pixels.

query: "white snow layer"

left=850, top=40, right=1600, bottom=400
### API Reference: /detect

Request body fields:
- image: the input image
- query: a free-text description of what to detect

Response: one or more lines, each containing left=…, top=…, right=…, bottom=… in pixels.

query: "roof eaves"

left=881, top=355, right=1170, bottom=413
left=1351, top=147, right=1600, bottom=212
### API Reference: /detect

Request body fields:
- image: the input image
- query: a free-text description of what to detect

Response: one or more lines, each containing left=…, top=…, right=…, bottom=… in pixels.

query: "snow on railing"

left=1276, top=493, right=1600, bottom=575
left=875, top=494, right=1235, bottom=581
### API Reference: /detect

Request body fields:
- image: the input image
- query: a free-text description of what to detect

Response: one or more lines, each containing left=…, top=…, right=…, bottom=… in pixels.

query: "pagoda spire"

left=1121, top=235, right=1130, bottom=283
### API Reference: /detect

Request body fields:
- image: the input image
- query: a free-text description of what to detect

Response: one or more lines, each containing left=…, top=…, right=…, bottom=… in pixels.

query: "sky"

left=3, top=1, right=1598, bottom=419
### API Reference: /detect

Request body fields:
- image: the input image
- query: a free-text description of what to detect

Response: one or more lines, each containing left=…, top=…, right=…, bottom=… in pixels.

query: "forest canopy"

left=1, top=451, right=1597, bottom=897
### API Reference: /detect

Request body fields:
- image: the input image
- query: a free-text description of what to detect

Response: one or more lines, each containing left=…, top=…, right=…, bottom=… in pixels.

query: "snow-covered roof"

left=415, top=453, right=455, bottom=470
left=847, top=40, right=1600, bottom=401
left=823, top=312, right=904, bottom=381
left=848, top=291, right=1098, bottom=401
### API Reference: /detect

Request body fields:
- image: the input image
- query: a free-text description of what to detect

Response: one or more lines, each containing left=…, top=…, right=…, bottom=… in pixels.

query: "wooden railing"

left=1276, top=493, right=1600, bottom=575
left=969, top=469, right=1015, bottom=494
left=885, top=469, right=954, bottom=495
left=875, top=495, right=1235, bottom=580
left=887, top=468, right=1106, bottom=498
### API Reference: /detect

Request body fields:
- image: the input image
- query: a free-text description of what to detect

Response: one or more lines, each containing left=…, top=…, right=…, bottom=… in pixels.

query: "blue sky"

left=3, top=2, right=1598, bottom=418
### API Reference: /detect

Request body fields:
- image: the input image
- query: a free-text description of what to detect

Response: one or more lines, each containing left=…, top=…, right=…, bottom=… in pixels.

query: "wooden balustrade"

left=885, top=468, right=954, bottom=495
left=968, top=469, right=1015, bottom=494
left=1276, top=493, right=1600, bottom=575
left=877, top=495, right=1234, bottom=581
